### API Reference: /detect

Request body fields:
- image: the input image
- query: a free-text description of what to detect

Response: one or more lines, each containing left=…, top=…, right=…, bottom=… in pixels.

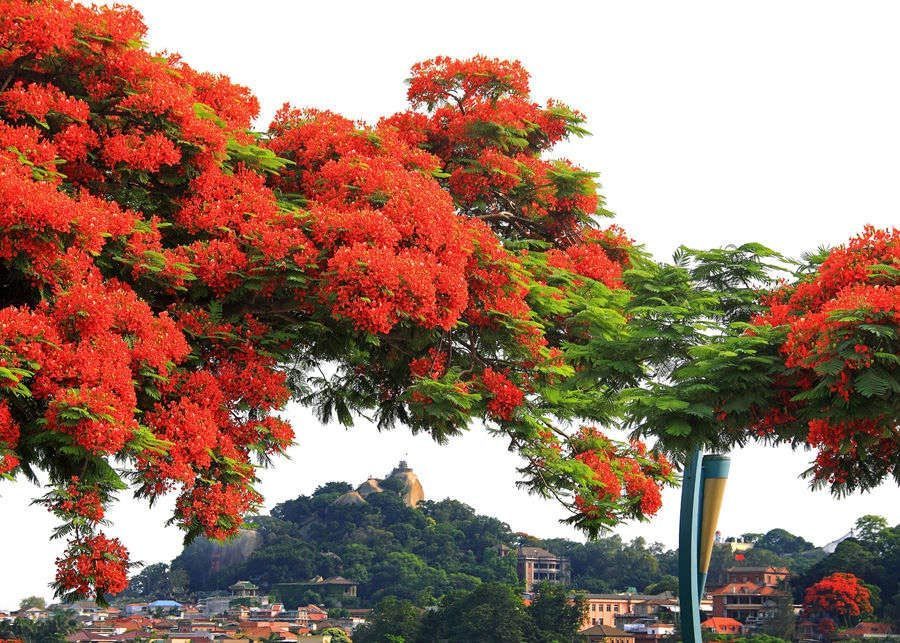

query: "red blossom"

left=55, top=533, right=129, bottom=600
left=481, top=368, right=525, bottom=420
left=804, top=572, right=873, bottom=625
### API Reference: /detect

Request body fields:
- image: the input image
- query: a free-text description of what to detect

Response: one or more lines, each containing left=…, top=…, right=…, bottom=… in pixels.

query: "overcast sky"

left=1, top=0, right=899, bottom=607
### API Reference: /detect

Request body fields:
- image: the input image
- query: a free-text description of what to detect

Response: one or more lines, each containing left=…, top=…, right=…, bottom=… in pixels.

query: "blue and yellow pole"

left=678, top=450, right=730, bottom=643
left=698, top=455, right=730, bottom=596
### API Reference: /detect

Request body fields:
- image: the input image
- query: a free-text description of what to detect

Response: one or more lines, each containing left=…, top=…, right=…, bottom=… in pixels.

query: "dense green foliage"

left=354, top=582, right=585, bottom=643
left=172, top=485, right=518, bottom=606
left=0, top=611, right=78, bottom=642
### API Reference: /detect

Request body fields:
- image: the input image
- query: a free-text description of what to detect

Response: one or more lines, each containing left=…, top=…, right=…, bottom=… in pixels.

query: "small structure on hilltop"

left=386, top=460, right=425, bottom=508
left=330, top=459, right=425, bottom=509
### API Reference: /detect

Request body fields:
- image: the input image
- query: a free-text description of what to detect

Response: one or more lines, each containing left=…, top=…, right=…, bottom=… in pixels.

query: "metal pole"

left=698, top=455, right=731, bottom=598
left=678, top=448, right=704, bottom=643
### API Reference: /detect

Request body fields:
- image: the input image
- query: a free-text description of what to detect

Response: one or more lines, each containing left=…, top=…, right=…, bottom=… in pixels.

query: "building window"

left=606, top=604, right=611, bottom=611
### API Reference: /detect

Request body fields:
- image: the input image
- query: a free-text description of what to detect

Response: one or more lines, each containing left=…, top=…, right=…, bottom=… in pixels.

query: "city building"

left=199, top=596, right=231, bottom=617
left=710, top=566, right=790, bottom=628
left=621, top=618, right=676, bottom=642
left=725, top=566, right=789, bottom=586
left=503, top=545, right=571, bottom=593
left=580, top=623, right=637, bottom=643
left=581, top=592, right=674, bottom=630
left=702, top=616, right=745, bottom=635
left=229, top=580, right=259, bottom=599
left=836, top=621, right=895, bottom=639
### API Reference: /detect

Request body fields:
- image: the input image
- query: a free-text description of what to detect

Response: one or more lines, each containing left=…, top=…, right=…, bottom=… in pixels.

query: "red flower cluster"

left=395, top=56, right=605, bottom=245
left=481, top=368, right=525, bottom=421
left=0, top=0, right=291, bottom=601
left=571, top=428, right=673, bottom=526
left=803, top=572, right=873, bottom=624
left=409, top=349, right=449, bottom=380
left=47, top=477, right=105, bottom=523
left=1, top=2, right=647, bottom=599
left=267, top=108, right=471, bottom=334
left=175, top=482, right=262, bottom=541
left=55, top=533, right=129, bottom=599
left=752, top=226, right=899, bottom=489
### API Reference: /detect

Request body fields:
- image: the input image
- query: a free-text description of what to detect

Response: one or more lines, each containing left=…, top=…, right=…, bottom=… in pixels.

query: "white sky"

left=1, top=0, right=899, bottom=608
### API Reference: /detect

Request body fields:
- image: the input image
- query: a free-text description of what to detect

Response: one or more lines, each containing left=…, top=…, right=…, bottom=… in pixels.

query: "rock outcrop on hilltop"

left=334, top=460, right=424, bottom=508
left=385, top=461, right=425, bottom=508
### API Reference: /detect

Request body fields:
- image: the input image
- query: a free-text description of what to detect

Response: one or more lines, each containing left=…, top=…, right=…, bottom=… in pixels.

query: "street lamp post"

left=678, top=449, right=731, bottom=643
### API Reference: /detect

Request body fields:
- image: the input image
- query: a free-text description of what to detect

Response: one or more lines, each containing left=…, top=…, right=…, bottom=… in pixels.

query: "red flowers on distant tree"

left=803, top=572, right=873, bottom=628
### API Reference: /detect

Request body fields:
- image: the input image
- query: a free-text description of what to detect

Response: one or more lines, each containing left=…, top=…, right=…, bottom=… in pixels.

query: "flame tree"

left=0, top=0, right=896, bottom=600
left=804, top=572, right=873, bottom=628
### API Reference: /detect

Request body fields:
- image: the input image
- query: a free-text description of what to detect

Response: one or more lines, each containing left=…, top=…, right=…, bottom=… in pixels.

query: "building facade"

left=503, top=545, right=571, bottom=593
left=710, top=566, right=790, bottom=628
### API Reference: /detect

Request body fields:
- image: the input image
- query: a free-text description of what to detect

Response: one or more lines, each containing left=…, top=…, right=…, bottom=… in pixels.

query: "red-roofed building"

left=297, top=604, right=328, bottom=627
left=726, top=566, right=789, bottom=586
left=711, top=566, right=790, bottom=626
left=701, top=616, right=745, bottom=635
left=837, top=621, right=895, bottom=639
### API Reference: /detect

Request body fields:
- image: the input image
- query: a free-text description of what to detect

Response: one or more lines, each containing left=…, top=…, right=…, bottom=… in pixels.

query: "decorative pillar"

left=679, top=450, right=731, bottom=643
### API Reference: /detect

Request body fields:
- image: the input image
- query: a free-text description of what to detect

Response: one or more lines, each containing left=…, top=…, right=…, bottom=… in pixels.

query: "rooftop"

left=581, top=623, right=633, bottom=637
left=229, top=580, right=259, bottom=590
left=517, top=546, right=559, bottom=558
left=702, top=616, right=744, bottom=629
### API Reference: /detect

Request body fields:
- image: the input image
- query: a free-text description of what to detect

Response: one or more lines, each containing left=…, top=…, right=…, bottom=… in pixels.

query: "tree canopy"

left=0, top=0, right=896, bottom=601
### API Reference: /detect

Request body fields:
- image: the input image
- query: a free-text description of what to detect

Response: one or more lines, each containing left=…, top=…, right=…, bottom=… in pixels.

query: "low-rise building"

left=725, top=565, right=789, bottom=586
left=581, top=592, right=674, bottom=630
left=836, top=621, right=895, bottom=639
left=702, top=616, right=745, bottom=635
left=581, top=623, right=636, bottom=643
left=229, top=580, right=259, bottom=600
left=502, top=545, right=571, bottom=593
left=710, top=566, right=791, bottom=626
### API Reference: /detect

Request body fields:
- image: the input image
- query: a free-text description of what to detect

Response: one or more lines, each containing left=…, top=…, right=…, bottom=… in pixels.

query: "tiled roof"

left=711, top=581, right=785, bottom=596
left=586, top=592, right=671, bottom=601
left=580, top=623, right=633, bottom=637
left=841, top=621, right=894, bottom=636
left=518, top=546, right=558, bottom=558
left=322, top=576, right=356, bottom=585
left=702, top=617, right=744, bottom=629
